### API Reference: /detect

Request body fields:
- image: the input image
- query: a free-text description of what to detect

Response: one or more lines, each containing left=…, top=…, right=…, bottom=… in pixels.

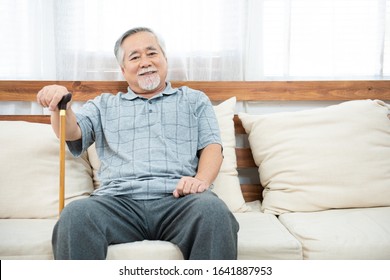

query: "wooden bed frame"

left=1, top=80, right=390, bottom=202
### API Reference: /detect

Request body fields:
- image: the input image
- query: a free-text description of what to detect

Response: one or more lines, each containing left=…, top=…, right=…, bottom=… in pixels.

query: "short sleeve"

left=195, top=92, right=222, bottom=150
left=66, top=99, right=101, bottom=157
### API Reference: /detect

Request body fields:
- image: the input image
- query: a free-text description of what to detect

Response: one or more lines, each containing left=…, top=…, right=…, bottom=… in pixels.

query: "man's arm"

left=37, top=85, right=81, bottom=141
left=173, top=143, right=223, bottom=198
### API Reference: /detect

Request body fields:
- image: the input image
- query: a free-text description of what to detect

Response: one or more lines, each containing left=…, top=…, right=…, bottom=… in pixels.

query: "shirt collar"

left=121, top=82, right=177, bottom=100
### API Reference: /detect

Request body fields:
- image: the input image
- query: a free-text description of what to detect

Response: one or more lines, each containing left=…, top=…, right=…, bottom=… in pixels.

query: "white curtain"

left=0, top=0, right=56, bottom=80
left=0, top=0, right=389, bottom=114
left=0, top=0, right=246, bottom=82
left=246, top=0, right=390, bottom=80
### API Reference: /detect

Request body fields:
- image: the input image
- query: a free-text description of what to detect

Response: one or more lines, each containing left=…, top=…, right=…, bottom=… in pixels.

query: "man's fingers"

left=173, top=177, right=209, bottom=198
left=36, top=85, right=69, bottom=111
left=37, top=89, right=48, bottom=107
left=197, top=184, right=206, bottom=193
left=48, top=93, right=65, bottom=111
left=173, top=178, right=185, bottom=198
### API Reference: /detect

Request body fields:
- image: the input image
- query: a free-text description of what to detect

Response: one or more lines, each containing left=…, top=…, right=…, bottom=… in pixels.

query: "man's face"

left=120, top=31, right=168, bottom=97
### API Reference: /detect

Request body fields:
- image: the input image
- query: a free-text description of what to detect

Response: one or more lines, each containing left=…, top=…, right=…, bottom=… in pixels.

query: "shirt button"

left=149, top=109, right=152, bottom=113
left=148, top=100, right=152, bottom=104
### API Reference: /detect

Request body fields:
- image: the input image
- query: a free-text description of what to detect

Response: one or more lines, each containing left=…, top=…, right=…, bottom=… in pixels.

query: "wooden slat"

left=176, top=81, right=390, bottom=101
left=0, top=115, right=50, bottom=124
left=236, top=147, right=256, bottom=168
left=241, top=184, right=263, bottom=202
left=234, top=115, right=245, bottom=134
left=1, top=80, right=390, bottom=102
left=0, top=81, right=127, bottom=102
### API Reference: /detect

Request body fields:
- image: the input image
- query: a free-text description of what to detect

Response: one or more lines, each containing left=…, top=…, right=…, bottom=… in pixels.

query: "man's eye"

left=148, top=52, right=157, bottom=56
left=130, top=56, right=139, bottom=61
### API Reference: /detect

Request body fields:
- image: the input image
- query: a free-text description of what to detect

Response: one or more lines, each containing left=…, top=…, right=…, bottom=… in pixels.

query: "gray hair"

left=114, top=27, right=166, bottom=67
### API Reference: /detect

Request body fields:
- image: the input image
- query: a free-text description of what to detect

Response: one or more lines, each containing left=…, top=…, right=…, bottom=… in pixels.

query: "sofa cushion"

left=88, top=97, right=249, bottom=213
left=0, top=212, right=302, bottom=260
left=212, top=97, right=249, bottom=212
left=107, top=240, right=184, bottom=260
left=0, top=219, right=56, bottom=259
left=234, top=212, right=302, bottom=259
left=279, top=207, right=390, bottom=259
left=239, top=100, right=390, bottom=214
left=0, top=121, right=94, bottom=218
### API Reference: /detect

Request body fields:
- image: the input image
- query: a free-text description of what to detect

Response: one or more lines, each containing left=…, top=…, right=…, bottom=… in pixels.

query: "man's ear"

left=120, top=66, right=125, bottom=75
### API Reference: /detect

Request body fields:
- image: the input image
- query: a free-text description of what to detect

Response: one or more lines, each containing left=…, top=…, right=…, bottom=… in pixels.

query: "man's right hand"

left=37, top=85, right=70, bottom=111
left=36, top=85, right=81, bottom=141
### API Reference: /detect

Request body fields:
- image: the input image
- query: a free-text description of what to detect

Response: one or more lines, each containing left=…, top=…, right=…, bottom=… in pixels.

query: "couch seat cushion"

left=0, top=219, right=56, bottom=259
left=107, top=240, right=184, bottom=260
left=279, top=207, right=390, bottom=259
left=0, top=212, right=303, bottom=260
left=234, top=212, right=302, bottom=259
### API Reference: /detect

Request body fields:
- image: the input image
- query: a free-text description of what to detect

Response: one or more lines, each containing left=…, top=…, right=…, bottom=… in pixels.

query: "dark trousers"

left=52, top=191, right=239, bottom=260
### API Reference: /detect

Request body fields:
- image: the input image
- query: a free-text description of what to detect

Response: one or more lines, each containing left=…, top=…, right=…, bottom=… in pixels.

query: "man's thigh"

left=60, top=195, right=150, bottom=243
left=146, top=191, right=232, bottom=239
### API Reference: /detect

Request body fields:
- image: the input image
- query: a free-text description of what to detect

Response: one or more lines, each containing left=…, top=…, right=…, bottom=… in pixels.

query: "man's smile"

left=138, top=68, right=158, bottom=76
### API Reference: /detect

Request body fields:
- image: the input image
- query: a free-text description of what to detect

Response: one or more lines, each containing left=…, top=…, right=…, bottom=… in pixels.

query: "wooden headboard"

left=1, top=80, right=390, bottom=202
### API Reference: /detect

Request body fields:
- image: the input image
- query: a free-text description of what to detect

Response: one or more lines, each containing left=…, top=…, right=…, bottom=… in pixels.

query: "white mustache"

left=137, top=67, right=157, bottom=76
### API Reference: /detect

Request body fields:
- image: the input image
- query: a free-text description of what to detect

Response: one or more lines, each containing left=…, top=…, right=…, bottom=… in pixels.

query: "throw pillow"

left=0, top=121, right=94, bottom=219
left=239, top=99, right=390, bottom=214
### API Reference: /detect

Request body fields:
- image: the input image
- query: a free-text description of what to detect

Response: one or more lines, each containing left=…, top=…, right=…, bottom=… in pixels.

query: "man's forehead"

left=123, top=33, right=160, bottom=54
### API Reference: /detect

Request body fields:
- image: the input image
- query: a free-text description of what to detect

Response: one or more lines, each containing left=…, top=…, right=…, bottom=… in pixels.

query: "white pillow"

left=239, top=99, right=390, bottom=215
left=212, top=97, right=249, bottom=212
left=88, top=97, right=249, bottom=212
left=0, top=121, right=94, bottom=219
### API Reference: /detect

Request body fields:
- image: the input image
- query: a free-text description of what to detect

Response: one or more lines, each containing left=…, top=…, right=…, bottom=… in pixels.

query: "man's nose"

left=139, top=55, right=152, bottom=67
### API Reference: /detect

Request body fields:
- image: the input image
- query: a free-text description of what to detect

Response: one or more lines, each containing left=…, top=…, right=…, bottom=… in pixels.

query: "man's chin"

left=138, top=76, right=161, bottom=91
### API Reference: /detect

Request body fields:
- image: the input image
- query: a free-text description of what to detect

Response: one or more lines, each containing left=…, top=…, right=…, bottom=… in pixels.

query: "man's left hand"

left=173, top=177, right=209, bottom=198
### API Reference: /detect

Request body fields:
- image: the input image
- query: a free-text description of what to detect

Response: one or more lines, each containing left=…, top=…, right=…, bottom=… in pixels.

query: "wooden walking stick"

left=58, top=93, right=72, bottom=216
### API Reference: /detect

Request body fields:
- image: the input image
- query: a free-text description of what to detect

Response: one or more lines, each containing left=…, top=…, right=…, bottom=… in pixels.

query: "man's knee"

left=61, top=198, right=91, bottom=217
left=190, top=191, right=236, bottom=223
left=57, top=198, right=100, bottom=229
left=194, top=191, right=228, bottom=210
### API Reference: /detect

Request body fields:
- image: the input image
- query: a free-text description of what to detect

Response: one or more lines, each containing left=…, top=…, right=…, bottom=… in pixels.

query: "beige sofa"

left=1, top=92, right=390, bottom=260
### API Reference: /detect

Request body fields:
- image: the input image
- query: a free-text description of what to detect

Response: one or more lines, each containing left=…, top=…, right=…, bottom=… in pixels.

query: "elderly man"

left=36, top=27, right=239, bottom=260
